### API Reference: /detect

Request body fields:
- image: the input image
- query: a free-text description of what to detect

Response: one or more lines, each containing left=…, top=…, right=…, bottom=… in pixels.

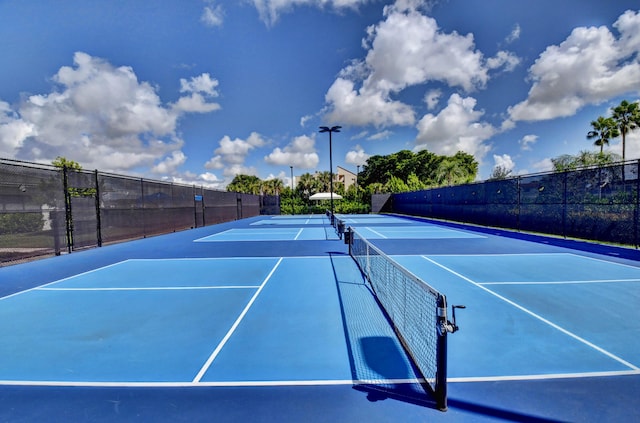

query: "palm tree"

left=435, top=158, right=467, bottom=186
left=587, top=116, right=619, bottom=154
left=611, top=100, right=640, bottom=162
left=261, top=178, right=283, bottom=195
left=315, top=171, right=332, bottom=192
left=297, top=173, right=316, bottom=199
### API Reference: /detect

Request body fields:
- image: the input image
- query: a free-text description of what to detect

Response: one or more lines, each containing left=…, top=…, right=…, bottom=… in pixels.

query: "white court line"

left=38, top=286, right=260, bottom=291
left=193, top=229, right=233, bottom=242
left=481, top=279, right=640, bottom=286
left=449, top=369, right=640, bottom=383
left=192, top=257, right=284, bottom=383
left=365, top=227, right=387, bottom=238
left=293, top=228, right=304, bottom=240
left=0, top=260, right=129, bottom=301
left=421, top=255, right=640, bottom=371
left=0, top=377, right=425, bottom=388
left=2, top=369, right=638, bottom=388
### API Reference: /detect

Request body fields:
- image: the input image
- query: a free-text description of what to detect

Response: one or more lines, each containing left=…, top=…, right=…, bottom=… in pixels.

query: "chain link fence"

left=0, top=158, right=279, bottom=265
left=375, top=161, right=640, bottom=247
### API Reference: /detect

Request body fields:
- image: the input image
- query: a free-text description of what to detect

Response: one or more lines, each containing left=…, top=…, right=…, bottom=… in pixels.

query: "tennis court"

left=0, top=213, right=639, bottom=422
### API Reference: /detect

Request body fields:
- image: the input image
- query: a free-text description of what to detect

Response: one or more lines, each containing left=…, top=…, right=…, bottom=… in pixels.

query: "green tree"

left=297, top=173, right=316, bottom=199
left=406, top=173, right=426, bottom=191
left=385, top=175, right=409, bottom=193
left=227, top=174, right=262, bottom=194
left=315, top=171, right=331, bottom=192
left=587, top=116, right=619, bottom=154
left=358, top=149, right=477, bottom=189
left=261, top=178, right=284, bottom=195
left=52, top=156, right=82, bottom=171
left=611, top=100, right=640, bottom=162
left=551, top=150, right=621, bottom=172
left=435, top=154, right=476, bottom=187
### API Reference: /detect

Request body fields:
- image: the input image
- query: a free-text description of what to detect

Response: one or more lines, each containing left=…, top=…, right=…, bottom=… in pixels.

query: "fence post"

left=62, top=165, right=73, bottom=253
left=562, top=171, right=567, bottom=239
left=516, top=176, right=521, bottom=232
left=622, top=159, right=640, bottom=249
left=94, top=170, right=102, bottom=247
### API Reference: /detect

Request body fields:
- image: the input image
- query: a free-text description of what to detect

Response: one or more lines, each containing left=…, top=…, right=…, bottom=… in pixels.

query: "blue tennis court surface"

left=1, top=213, right=639, bottom=422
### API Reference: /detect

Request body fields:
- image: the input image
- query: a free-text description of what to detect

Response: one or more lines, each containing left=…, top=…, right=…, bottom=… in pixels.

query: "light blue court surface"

left=0, top=256, right=418, bottom=386
left=393, top=253, right=640, bottom=378
left=355, top=225, right=485, bottom=239
left=195, top=227, right=339, bottom=241
left=1, top=213, right=640, bottom=422
left=251, top=215, right=330, bottom=226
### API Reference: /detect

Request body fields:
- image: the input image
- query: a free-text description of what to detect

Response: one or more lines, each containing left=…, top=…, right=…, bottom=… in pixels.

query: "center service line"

left=192, top=257, right=284, bottom=383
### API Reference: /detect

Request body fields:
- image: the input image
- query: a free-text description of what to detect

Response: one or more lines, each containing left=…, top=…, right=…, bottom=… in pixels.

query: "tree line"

left=228, top=150, right=478, bottom=213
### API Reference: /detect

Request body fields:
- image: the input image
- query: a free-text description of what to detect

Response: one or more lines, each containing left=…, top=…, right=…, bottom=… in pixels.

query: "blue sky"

left=1, top=0, right=639, bottom=188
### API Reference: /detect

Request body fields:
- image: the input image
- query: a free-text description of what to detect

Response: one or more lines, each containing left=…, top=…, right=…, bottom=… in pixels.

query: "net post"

left=435, top=294, right=448, bottom=411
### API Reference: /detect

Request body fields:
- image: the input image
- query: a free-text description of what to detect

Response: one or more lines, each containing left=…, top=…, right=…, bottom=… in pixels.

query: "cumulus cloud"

left=173, top=73, right=221, bottom=113
left=151, top=150, right=187, bottom=174
left=324, top=78, right=416, bottom=127
left=264, top=134, right=319, bottom=168
left=0, top=52, right=221, bottom=175
left=415, top=93, right=495, bottom=159
left=345, top=144, right=370, bottom=166
left=323, top=1, right=518, bottom=128
left=508, top=10, right=640, bottom=122
left=207, top=132, right=266, bottom=168
left=493, top=153, right=515, bottom=172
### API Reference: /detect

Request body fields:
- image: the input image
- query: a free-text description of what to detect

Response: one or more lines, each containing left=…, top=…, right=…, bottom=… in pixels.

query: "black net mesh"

left=1, top=159, right=275, bottom=265
left=0, top=161, right=66, bottom=262
left=389, top=162, right=640, bottom=247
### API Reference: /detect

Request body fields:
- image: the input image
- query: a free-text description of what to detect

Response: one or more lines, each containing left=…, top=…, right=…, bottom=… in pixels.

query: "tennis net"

left=348, top=227, right=451, bottom=410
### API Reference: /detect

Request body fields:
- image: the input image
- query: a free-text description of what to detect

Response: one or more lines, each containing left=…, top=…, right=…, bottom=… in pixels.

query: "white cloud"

left=415, top=93, right=495, bottom=159
left=251, top=0, right=374, bottom=26
left=0, top=52, right=222, bottom=176
left=424, top=89, right=441, bottom=110
left=151, top=150, right=187, bottom=174
left=264, top=134, right=319, bottom=168
left=519, top=134, right=538, bottom=151
left=508, top=10, right=640, bottom=122
left=531, top=157, right=554, bottom=173
left=363, top=6, right=489, bottom=93
left=0, top=101, right=36, bottom=156
left=225, top=163, right=258, bottom=178
left=174, top=73, right=221, bottom=113
left=204, top=155, right=224, bottom=169
left=180, top=73, right=220, bottom=96
left=211, top=132, right=267, bottom=165
left=493, top=153, right=515, bottom=172
left=505, top=23, right=521, bottom=44
left=324, top=77, right=416, bottom=127
left=323, top=1, right=518, bottom=128
left=345, top=144, right=370, bottom=166
left=201, top=1, right=224, bottom=27
left=367, top=130, right=392, bottom=141
left=486, top=50, right=520, bottom=72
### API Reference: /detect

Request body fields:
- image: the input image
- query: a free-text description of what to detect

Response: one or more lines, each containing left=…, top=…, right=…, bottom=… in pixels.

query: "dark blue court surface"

left=1, top=214, right=639, bottom=422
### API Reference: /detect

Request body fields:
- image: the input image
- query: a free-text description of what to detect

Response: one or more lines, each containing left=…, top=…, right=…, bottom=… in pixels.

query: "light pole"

left=290, top=166, right=294, bottom=215
left=319, top=125, right=341, bottom=222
